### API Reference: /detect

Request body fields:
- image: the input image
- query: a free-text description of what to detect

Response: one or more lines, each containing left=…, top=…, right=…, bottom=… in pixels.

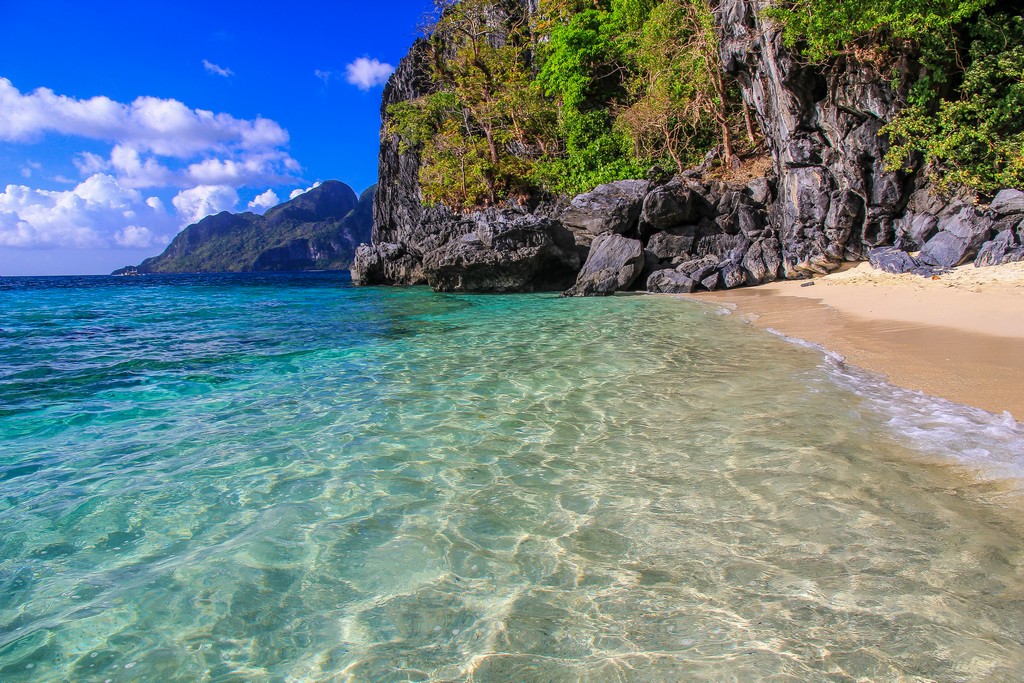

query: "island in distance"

left=113, top=180, right=374, bottom=275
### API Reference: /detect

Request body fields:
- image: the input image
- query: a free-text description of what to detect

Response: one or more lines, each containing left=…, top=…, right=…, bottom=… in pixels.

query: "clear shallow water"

left=1, top=273, right=1024, bottom=682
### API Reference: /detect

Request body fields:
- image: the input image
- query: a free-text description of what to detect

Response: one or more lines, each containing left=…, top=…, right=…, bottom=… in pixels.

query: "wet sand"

left=693, top=262, right=1024, bottom=420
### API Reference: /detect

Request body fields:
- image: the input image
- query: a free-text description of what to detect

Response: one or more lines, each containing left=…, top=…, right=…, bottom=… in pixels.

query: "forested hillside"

left=387, top=0, right=1023, bottom=209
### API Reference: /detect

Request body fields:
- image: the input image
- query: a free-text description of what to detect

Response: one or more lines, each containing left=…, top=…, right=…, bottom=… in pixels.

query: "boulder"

left=352, top=242, right=425, bottom=286
left=894, top=213, right=939, bottom=251
left=741, top=238, right=782, bottom=285
left=990, top=189, right=1024, bottom=217
left=562, top=233, right=644, bottom=297
left=868, top=247, right=919, bottom=274
left=719, top=261, right=746, bottom=289
left=689, top=232, right=744, bottom=260
left=560, top=180, right=651, bottom=240
left=975, top=230, right=1024, bottom=267
left=422, top=212, right=579, bottom=293
left=646, top=269, right=697, bottom=294
left=647, top=229, right=696, bottom=262
left=918, top=233, right=971, bottom=269
left=918, top=207, right=993, bottom=268
left=676, top=255, right=720, bottom=283
left=701, top=271, right=721, bottom=291
left=745, top=177, right=774, bottom=206
left=640, top=183, right=699, bottom=231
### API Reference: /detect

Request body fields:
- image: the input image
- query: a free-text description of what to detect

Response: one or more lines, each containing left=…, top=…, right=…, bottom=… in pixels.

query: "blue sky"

left=0, top=0, right=435, bottom=275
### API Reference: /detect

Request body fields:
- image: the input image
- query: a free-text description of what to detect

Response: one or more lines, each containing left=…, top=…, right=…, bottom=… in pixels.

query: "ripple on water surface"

left=1, top=272, right=1023, bottom=682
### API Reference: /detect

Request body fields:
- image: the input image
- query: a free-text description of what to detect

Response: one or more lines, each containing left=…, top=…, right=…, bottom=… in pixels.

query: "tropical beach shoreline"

left=691, top=261, right=1024, bottom=421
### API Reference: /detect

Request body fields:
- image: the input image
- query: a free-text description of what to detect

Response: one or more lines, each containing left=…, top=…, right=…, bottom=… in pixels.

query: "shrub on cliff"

left=766, top=0, right=1023, bottom=195
left=386, top=0, right=744, bottom=208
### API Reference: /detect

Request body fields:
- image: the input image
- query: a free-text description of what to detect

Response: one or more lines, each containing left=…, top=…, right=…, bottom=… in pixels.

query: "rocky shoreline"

left=352, top=0, right=1024, bottom=296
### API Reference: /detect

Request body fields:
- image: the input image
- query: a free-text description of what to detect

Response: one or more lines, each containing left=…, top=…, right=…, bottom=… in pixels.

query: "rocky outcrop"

left=717, top=0, right=914, bottom=277
left=369, top=39, right=433, bottom=260
left=562, top=233, right=644, bottom=297
left=917, top=207, right=993, bottom=268
left=561, top=180, right=651, bottom=246
left=867, top=187, right=1024, bottom=274
left=119, top=181, right=373, bottom=274
left=421, top=210, right=579, bottom=292
left=357, top=0, right=1023, bottom=295
left=358, top=1, right=540, bottom=287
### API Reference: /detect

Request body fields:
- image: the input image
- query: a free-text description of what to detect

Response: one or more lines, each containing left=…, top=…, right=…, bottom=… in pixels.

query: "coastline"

left=689, top=261, right=1024, bottom=421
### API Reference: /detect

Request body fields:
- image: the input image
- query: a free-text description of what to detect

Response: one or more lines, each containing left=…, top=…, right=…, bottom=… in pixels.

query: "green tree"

left=387, top=0, right=558, bottom=208
left=884, top=12, right=1024, bottom=193
left=618, top=0, right=743, bottom=173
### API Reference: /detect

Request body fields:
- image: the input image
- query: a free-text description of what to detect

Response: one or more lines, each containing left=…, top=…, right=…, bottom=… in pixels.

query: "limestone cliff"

left=354, top=0, right=1022, bottom=293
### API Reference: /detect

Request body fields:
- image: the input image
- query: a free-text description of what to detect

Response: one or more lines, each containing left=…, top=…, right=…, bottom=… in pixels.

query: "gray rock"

left=990, top=189, right=1024, bottom=217
left=745, top=177, right=774, bottom=205
left=975, top=230, right=1024, bottom=267
left=422, top=212, right=579, bottom=292
left=905, top=188, right=948, bottom=216
left=676, top=255, right=720, bottom=282
left=646, top=269, right=697, bottom=294
left=562, top=233, right=644, bottom=297
left=719, top=261, right=746, bottom=289
left=561, top=180, right=652, bottom=238
left=640, top=183, right=699, bottom=230
left=701, top=272, right=721, bottom=291
left=824, top=190, right=864, bottom=250
left=918, top=232, right=972, bottom=269
left=894, top=213, right=939, bottom=251
left=693, top=233, right=748, bottom=261
left=741, top=239, right=779, bottom=285
left=718, top=0, right=912, bottom=277
left=647, top=229, right=696, bottom=262
left=868, top=247, right=918, bottom=274
left=918, top=207, right=993, bottom=268
left=352, top=242, right=425, bottom=286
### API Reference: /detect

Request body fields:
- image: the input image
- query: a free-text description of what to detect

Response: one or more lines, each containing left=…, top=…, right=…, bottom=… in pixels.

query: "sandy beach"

left=694, top=261, right=1024, bottom=420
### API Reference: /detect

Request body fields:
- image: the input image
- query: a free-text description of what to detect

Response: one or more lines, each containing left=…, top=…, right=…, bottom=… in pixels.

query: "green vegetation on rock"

left=766, top=0, right=1023, bottom=195
left=388, top=0, right=1023, bottom=208
left=387, top=0, right=745, bottom=205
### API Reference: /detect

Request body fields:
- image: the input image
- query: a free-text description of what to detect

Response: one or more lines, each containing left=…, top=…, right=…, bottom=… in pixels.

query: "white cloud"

left=202, top=59, right=234, bottom=78
left=314, top=69, right=333, bottom=84
left=114, top=225, right=164, bottom=248
left=109, top=144, right=174, bottom=188
left=20, top=161, right=41, bottom=178
left=74, top=151, right=109, bottom=175
left=345, top=57, right=394, bottom=91
left=172, top=185, right=239, bottom=225
left=248, top=189, right=280, bottom=212
left=0, top=77, right=287, bottom=157
left=185, top=151, right=294, bottom=187
left=0, top=79, right=305, bottom=253
left=0, top=174, right=177, bottom=248
left=289, top=181, right=321, bottom=200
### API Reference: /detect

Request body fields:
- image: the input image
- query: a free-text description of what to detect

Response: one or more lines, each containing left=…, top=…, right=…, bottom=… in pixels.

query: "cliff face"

left=355, top=0, right=542, bottom=287
left=123, top=181, right=374, bottom=274
left=717, top=0, right=913, bottom=277
left=355, top=0, right=1018, bottom=293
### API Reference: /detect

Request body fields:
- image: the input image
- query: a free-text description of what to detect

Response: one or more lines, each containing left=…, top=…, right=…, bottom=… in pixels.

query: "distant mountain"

left=114, top=181, right=374, bottom=274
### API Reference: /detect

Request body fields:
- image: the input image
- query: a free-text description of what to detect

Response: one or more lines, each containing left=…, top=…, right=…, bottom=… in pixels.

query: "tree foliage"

left=885, top=12, right=1024, bottom=193
left=618, top=0, right=743, bottom=173
left=765, top=0, right=1023, bottom=195
left=386, top=0, right=742, bottom=208
left=764, top=0, right=991, bottom=63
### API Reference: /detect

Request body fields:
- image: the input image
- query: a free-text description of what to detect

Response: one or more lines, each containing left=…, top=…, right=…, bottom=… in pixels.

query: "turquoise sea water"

left=2, top=272, right=1024, bottom=682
